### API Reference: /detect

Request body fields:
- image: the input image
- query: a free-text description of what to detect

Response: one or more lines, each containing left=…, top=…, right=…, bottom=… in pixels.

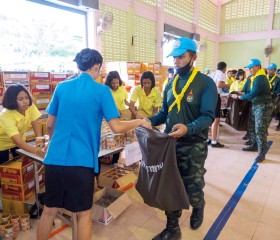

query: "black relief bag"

left=135, top=127, right=189, bottom=211
left=225, top=97, right=251, bottom=131
left=275, top=95, right=280, bottom=113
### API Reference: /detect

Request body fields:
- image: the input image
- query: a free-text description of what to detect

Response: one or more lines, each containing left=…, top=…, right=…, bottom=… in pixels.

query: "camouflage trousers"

left=248, top=102, right=274, bottom=153
left=175, top=141, right=207, bottom=208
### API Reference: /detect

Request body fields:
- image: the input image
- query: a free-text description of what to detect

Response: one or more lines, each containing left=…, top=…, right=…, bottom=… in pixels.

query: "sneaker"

left=211, top=142, right=225, bottom=148
left=207, top=139, right=211, bottom=145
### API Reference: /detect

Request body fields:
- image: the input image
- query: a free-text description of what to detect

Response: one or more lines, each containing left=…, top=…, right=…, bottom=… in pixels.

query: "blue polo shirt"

left=44, top=73, right=119, bottom=173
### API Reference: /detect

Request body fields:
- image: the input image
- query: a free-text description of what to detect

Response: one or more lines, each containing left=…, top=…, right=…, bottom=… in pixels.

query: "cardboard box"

left=39, top=119, right=48, bottom=135
left=29, top=72, right=50, bottom=84
left=50, top=73, right=70, bottom=84
left=0, top=158, right=34, bottom=185
left=98, top=167, right=137, bottom=191
left=33, top=94, right=52, bottom=109
left=1, top=179, right=35, bottom=201
left=2, top=71, right=29, bottom=87
left=93, top=187, right=131, bottom=225
left=1, top=199, right=29, bottom=214
left=24, top=127, right=36, bottom=141
left=31, top=84, right=52, bottom=95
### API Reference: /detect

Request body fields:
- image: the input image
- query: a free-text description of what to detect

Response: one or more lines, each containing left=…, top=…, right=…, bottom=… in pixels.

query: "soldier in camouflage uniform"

left=267, top=63, right=280, bottom=131
left=148, top=38, right=217, bottom=240
left=231, top=59, right=273, bottom=163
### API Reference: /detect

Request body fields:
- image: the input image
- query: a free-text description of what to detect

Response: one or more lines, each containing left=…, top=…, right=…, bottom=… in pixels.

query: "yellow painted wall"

left=270, top=39, right=280, bottom=67
left=219, top=40, right=266, bottom=69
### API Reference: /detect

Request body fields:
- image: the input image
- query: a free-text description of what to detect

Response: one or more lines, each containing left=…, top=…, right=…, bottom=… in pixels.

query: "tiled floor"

left=9, top=118, right=280, bottom=239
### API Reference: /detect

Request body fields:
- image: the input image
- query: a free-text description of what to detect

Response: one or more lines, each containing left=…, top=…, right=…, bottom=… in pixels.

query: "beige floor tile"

left=259, top=191, right=280, bottom=228
left=180, top=217, right=214, bottom=239
left=223, top=212, right=259, bottom=237
left=253, top=222, right=280, bottom=240
left=218, top=228, right=253, bottom=240
left=93, top=221, right=132, bottom=240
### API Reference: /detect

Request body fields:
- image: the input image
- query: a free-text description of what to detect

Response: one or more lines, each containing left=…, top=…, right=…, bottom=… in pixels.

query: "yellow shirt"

left=162, top=78, right=169, bottom=92
left=130, top=86, right=162, bottom=117
left=229, top=80, right=246, bottom=93
left=111, top=86, right=128, bottom=111
left=0, top=104, right=41, bottom=151
left=226, top=77, right=235, bottom=85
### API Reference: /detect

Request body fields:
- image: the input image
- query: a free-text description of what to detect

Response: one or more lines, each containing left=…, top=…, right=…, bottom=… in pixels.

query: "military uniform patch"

left=187, top=90, right=194, bottom=102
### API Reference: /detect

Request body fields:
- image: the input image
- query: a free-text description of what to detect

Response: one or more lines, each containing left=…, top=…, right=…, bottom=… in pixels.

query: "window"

left=0, top=0, right=87, bottom=72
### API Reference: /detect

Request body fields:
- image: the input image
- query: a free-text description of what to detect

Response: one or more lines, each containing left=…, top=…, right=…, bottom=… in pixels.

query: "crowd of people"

left=0, top=37, right=279, bottom=240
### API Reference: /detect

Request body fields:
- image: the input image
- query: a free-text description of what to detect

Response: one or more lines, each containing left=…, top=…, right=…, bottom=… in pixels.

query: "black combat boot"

left=190, top=205, right=204, bottom=230
left=244, top=140, right=252, bottom=146
left=242, top=131, right=250, bottom=140
left=255, top=150, right=266, bottom=163
left=242, top=144, right=258, bottom=152
left=152, top=211, right=182, bottom=240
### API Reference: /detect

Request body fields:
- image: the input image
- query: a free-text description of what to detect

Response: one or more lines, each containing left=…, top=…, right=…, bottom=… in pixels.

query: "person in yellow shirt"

left=129, top=71, right=162, bottom=119
left=226, top=70, right=234, bottom=85
left=0, top=84, right=44, bottom=164
left=162, top=67, right=174, bottom=95
left=229, top=69, right=246, bottom=93
left=104, top=71, right=130, bottom=165
left=104, top=71, right=130, bottom=120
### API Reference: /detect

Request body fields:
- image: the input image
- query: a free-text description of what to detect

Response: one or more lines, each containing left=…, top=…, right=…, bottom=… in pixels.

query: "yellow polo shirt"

left=111, top=86, right=128, bottom=111
left=226, top=77, right=235, bottom=85
left=229, top=80, right=246, bottom=93
left=130, top=86, right=162, bottom=117
left=162, top=78, right=169, bottom=92
left=0, top=104, right=41, bottom=151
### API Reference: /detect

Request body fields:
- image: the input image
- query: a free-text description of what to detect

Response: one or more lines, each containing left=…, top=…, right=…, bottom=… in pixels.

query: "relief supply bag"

left=275, top=95, right=280, bottom=113
left=225, top=97, right=251, bottom=131
left=135, top=127, right=189, bottom=211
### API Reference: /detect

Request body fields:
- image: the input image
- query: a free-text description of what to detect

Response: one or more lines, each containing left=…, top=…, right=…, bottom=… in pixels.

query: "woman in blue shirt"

left=37, top=48, right=151, bottom=240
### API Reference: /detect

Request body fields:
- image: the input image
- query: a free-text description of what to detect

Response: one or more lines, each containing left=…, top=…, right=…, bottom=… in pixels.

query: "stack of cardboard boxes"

left=29, top=72, right=52, bottom=110
left=0, top=157, right=46, bottom=214
left=0, top=158, right=35, bottom=214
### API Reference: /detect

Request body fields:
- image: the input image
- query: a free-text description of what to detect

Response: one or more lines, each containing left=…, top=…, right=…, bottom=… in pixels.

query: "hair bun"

left=81, top=51, right=92, bottom=63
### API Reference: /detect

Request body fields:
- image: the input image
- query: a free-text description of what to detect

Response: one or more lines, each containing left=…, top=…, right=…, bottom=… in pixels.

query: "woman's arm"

left=129, top=101, right=140, bottom=119
left=11, top=134, right=45, bottom=158
left=152, top=106, right=159, bottom=116
left=108, top=118, right=151, bottom=133
left=124, top=99, right=130, bottom=106
left=31, top=119, right=42, bottom=137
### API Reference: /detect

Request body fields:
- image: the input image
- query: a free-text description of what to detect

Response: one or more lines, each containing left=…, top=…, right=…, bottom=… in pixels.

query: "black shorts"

left=0, top=147, right=18, bottom=164
left=215, top=95, right=222, bottom=118
left=44, top=165, right=94, bottom=212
